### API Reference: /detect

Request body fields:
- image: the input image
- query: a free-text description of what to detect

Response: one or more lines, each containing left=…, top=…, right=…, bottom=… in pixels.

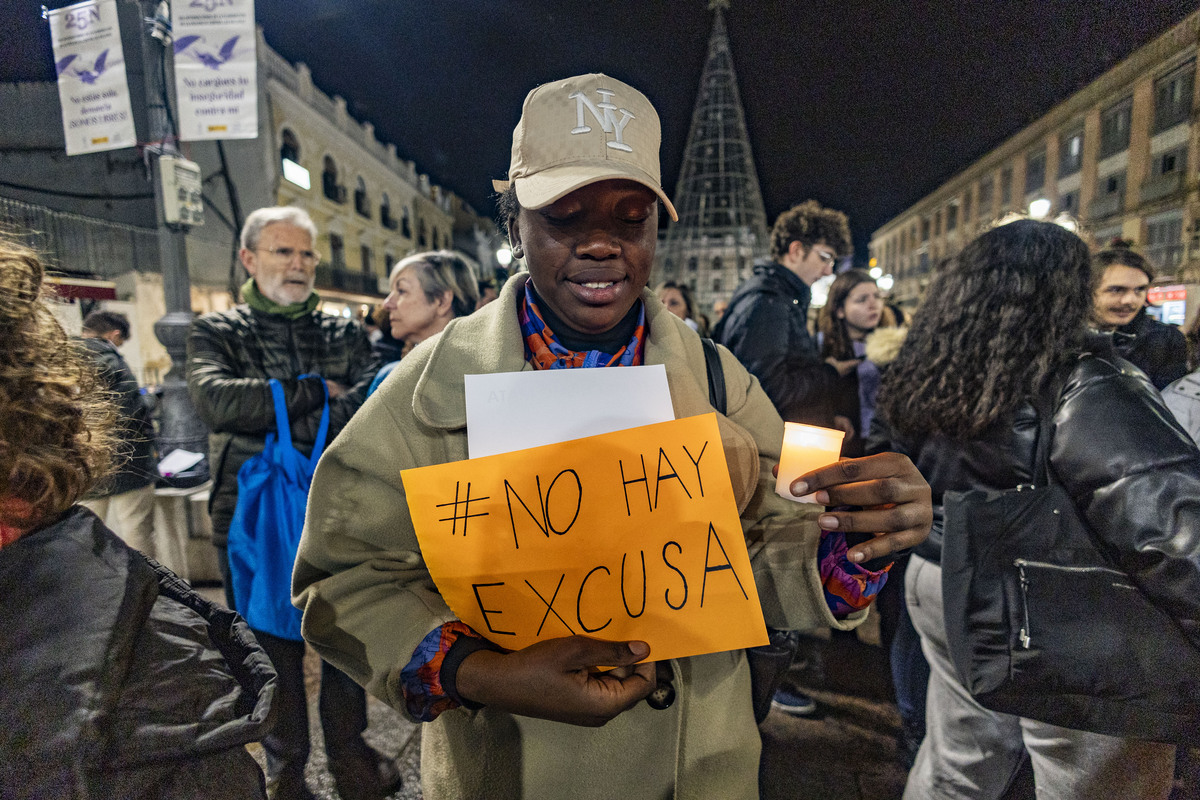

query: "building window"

left=1103, top=173, right=1125, bottom=195
left=329, top=233, right=345, bottom=269
left=687, top=256, right=698, bottom=272
left=385, top=252, right=395, bottom=273
left=979, top=175, right=994, bottom=217
left=1058, top=128, right=1083, bottom=177
left=401, top=207, right=411, bottom=238
left=946, top=204, right=958, bottom=232
left=280, top=129, right=300, bottom=163
left=920, top=218, right=930, bottom=242
left=360, top=244, right=371, bottom=273
left=418, top=218, right=427, bottom=248
left=1154, top=59, right=1195, bottom=133
left=711, top=256, right=723, bottom=271
left=1146, top=212, right=1184, bottom=271
left=1000, top=166, right=1013, bottom=205
left=1059, top=190, right=1079, bottom=214
left=432, top=230, right=439, bottom=250
left=712, top=276, right=722, bottom=293
left=1099, top=97, right=1132, bottom=158
left=1025, top=148, right=1046, bottom=194
left=381, top=193, right=396, bottom=229
left=354, top=177, right=370, bottom=219
left=962, top=191, right=972, bottom=224
left=1153, top=147, right=1187, bottom=177
left=322, top=157, right=345, bottom=204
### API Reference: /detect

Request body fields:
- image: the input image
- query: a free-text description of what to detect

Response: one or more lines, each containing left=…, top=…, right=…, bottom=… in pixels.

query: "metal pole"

left=134, top=0, right=209, bottom=484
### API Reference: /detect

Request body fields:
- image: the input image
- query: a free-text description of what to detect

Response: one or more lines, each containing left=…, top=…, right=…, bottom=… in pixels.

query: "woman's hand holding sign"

left=456, top=636, right=656, bottom=727
left=780, top=452, right=932, bottom=564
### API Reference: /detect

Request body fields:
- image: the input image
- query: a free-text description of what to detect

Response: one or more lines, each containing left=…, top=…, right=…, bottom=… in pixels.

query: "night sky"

left=3, top=0, right=1197, bottom=259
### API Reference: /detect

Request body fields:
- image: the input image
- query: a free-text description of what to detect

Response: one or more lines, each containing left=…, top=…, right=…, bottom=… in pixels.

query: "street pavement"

left=200, top=584, right=1198, bottom=800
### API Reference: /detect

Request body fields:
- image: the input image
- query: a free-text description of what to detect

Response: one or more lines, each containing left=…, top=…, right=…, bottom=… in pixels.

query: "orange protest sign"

left=401, top=413, right=769, bottom=662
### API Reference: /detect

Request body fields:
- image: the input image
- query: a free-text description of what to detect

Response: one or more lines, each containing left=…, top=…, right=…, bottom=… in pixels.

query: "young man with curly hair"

left=712, top=200, right=854, bottom=718
left=714, top=200, right=853, bottom=429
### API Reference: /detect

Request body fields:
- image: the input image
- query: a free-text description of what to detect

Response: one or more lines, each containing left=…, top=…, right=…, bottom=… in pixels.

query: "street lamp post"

left=134, top=0, right=209, bottom=484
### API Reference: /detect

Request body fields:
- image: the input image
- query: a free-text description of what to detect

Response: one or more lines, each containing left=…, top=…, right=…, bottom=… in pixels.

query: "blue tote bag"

left=227, top=377, right=329, bottom=641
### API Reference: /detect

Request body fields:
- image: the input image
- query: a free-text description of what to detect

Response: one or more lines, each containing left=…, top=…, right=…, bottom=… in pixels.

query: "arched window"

left=322, top=156, right=344, bottom=203
left=402, top=207, right=412, bottom=238
left=381, top=193, right=396, bottom=229
left=354, top=176, right=370, bottom=218
left=280, top=129, right=299, bottom=163
left=418, top=218, right=427, bottom=248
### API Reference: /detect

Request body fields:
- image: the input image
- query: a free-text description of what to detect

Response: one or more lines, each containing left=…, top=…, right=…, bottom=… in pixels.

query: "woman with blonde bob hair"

left=0, top=235, right=276, bottom=798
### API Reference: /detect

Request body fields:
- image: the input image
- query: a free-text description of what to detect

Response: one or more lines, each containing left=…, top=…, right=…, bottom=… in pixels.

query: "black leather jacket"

left=0, top=506, right=275, bottom=799
left=713, top=259, right=837, bottom=426
left=888, top=347, right=1200, bottom=649
left=186, top=305, right=378, bottom=545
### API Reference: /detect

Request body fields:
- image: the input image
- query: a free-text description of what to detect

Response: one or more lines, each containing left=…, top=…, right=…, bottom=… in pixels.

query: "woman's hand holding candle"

left=775, top=453, right=932, bottom=564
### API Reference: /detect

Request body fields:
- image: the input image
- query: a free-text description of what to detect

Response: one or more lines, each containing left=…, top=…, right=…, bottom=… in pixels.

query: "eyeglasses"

left=257, top=246, right=321, bottom=267
left=815, top=250, right=836, bottom=266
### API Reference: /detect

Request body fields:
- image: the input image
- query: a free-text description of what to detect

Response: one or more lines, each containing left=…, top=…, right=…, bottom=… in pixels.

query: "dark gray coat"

left=0, top=506, right=276, bottom=799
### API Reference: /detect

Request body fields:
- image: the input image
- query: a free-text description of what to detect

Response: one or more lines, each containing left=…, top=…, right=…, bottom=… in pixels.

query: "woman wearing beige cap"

left=295, top=73, right=931, bottom=799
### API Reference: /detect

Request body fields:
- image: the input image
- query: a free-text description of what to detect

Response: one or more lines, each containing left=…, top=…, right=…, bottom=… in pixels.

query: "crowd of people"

left=3, top=68, right=1200, bottom=800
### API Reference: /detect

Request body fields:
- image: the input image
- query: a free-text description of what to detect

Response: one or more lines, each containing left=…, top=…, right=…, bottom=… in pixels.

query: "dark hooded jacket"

left=0, top=506, right=276, bottom=799
left=713, top=259, right=837, bottom=426
left=186, top=305, right=378, bottom=545
left=78, top=336, right=158, bottom=496
left=1113, top=308, right=1189, bottom=390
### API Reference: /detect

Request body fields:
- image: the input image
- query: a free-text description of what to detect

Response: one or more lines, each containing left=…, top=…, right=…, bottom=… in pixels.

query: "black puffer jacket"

left=713, top=259, right=837, bottom=426
left=79, top=336, right=158, bottom=496
left=186, top=305, right=378, bottom=545
left=0, top=506, right=276, bottom=799
left=1113, top=308, right=1189, bottom=390
left=888, top=346, right=1200, bottom=649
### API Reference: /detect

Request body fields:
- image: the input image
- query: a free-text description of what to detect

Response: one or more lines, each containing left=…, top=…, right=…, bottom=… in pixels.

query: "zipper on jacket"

left=1013, top=559, right=1129, bottom=649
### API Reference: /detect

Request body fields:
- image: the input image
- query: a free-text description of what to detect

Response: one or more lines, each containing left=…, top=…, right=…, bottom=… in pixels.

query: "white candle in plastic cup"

left=775, top=422, right=845, bottom=503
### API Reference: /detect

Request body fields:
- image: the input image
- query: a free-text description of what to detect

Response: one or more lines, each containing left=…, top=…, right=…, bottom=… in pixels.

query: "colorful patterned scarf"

left=519, top=279, right=645, bottom=369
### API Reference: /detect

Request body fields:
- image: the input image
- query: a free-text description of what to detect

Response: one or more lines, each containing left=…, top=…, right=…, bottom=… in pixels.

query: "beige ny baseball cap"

left=492, top=73, right=679, bottom=222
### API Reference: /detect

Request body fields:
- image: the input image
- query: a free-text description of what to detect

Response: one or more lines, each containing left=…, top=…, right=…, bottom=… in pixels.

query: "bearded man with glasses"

left=186, top=206, right=390, bottom=800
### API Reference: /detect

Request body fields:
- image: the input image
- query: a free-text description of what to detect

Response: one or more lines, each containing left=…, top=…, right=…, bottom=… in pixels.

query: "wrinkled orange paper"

left=401, top=413, right=769, bottom=662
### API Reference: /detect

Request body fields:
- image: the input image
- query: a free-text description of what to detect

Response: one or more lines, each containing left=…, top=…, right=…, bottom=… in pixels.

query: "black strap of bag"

left=699, top=337, right=801, bottom=724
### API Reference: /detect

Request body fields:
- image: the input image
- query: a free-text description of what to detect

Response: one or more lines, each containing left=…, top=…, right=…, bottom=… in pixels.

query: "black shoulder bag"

left=701, top=338, right=801, bottom=725
left=941, top=376, right=1200, bottom=744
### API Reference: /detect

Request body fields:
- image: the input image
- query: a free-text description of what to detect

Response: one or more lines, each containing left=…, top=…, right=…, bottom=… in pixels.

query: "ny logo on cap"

left=568, top=88, right=635, bottom=153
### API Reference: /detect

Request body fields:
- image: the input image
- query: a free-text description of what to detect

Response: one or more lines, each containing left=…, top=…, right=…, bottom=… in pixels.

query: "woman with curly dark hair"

left=877, top=219, right=1200, bottom=798
left=0, top=235, right=276, bottom=799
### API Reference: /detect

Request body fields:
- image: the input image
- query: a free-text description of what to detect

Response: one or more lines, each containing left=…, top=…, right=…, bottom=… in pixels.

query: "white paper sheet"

left=158, top=448, right=204, bottom=477
left=464, top=365, right=675, bottom=458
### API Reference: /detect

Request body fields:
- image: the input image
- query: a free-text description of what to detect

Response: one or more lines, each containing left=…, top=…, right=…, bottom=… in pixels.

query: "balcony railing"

left=315, top=266, right=383, bottom=297
left=1140, top=173, right=1184, bottom=205
left=1146, top=243, right=1185, bottom=272
left=1089, top=193, right=1123, bottom=220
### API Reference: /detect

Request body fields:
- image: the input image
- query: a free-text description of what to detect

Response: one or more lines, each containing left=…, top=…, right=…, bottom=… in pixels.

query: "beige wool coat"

left=293, top=275, right=865, bottom=800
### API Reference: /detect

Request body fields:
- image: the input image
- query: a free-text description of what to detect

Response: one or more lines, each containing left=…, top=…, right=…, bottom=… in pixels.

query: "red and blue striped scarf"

left=518, top=279, right=645, bottom=369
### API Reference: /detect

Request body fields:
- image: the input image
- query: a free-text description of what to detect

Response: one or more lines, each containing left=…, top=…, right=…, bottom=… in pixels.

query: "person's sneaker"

left=770, top=687, right=817, bottom=717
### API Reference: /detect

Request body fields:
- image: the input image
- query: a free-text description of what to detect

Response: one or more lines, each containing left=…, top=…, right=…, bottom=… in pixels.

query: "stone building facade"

left=870, top=11, right=1200, bottom=311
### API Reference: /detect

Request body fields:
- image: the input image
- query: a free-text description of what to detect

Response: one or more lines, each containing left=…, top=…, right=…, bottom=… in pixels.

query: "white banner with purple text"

left=172, top=0, right=259, bottom=141
left=49, top=0, right=136, bottom=155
